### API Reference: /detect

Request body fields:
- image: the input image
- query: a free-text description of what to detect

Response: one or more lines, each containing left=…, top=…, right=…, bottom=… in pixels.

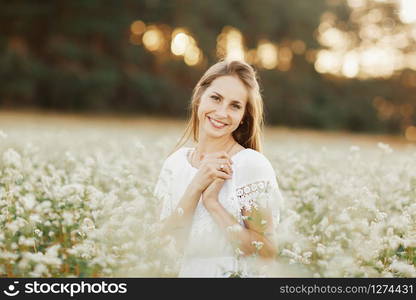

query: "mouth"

left=207, top=116, right=228, bottom=129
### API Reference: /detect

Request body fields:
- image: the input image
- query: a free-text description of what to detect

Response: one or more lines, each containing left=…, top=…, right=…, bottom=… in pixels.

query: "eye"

left=232, top=104, right=241, bottom=109
left=211, top=95, right=220, bottom=101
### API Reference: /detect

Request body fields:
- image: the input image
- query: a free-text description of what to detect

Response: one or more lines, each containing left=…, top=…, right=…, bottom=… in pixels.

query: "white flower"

left=21, top=193, right=36, bottom=210
left=29, top=214, right=42, bottom=224
left=226, top=224, right=242, bottom=233
left=235, top=248, right=245, bottom=257
left=135, top=141, right=145, bottom=152
left=0, top=130, right=7, bottom=139
left=337, top=210, right=350, bottom=223
left=62, top=211, right=74, bottom=225
left=252, top=241, right=264, bottom=250
left=2, top=148, right=22, bottom=168
left=176, top=207, right=184, bottom=216
left=377, top=142, right=393, bottom=154
left=81, top=218, right=95, bottom=232
left=389, top=260, right=416, bottom=277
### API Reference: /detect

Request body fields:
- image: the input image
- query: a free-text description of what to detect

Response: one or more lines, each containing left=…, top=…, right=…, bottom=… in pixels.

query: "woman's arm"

left=204, top=198, right=277, bottom=259
left=159, top=184, right=201, bottom=250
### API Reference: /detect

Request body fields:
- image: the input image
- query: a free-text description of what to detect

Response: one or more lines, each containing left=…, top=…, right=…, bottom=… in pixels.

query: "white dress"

left=153, top=146, right=284, bottom=277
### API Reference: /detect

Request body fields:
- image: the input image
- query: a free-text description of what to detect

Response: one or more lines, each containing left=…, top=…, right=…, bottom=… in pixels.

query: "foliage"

left=0, top=0, right=415, bottom=133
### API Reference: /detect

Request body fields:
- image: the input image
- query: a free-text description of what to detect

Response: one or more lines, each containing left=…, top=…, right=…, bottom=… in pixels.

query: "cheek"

left=198, top=99, right=212, bottom=114
left=235, top=111, right=245, bottom=123
left=239, top=107, right=247, bottom=122
left=197, top=102, right=208, bottom=121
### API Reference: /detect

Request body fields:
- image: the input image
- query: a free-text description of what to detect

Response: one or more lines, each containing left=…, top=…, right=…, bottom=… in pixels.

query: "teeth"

left=209, top=117, right=226, bottom=127
left=212, top=119, right=224, bottom=126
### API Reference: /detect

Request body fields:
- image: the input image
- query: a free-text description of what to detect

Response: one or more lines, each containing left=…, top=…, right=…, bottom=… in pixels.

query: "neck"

left=195, top=132, right=235, bottom=155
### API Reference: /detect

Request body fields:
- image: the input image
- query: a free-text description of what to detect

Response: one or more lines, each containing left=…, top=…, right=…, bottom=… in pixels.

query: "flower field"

left=0, top=112, right=415, bottom=277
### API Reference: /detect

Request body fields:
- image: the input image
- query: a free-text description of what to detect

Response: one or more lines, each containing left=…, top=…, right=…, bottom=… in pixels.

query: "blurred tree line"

left=1, top=0, right=415, bottom=134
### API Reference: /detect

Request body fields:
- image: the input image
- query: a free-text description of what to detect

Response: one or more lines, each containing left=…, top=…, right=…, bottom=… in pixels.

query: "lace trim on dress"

left=235, top=180, right=269, bottom=211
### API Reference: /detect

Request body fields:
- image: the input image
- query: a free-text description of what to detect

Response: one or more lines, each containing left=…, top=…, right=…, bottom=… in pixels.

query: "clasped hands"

left=191, top=151, right=234, bottom=210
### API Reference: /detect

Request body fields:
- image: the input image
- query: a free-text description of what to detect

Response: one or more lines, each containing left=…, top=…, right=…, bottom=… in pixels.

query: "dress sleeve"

left=234, top=152, right=284, bottom=232
left=153, top=157, right=174, bottom=222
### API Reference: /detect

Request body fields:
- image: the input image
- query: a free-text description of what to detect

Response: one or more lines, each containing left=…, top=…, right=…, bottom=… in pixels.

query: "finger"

left=211, top=159, right=232, bottom=171
left=215, top=170, right=232, bottom=180
left=212, top=177, right=225, bottom=184
left=215, top=158, right=233, bottom=165
left=226, top=163, right=233, bottom=174
left=213, top=158, right=233, bottom=168
left=218, top=162, right=232, bottom=175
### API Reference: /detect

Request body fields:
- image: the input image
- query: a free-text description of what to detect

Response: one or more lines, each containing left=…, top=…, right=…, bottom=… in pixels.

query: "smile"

left=208, top=116, right=228, bottom=129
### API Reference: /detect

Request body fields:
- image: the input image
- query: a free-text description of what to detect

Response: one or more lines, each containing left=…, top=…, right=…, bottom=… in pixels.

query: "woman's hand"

left=201, top=178, right=226, bottom=209
left=189, top=151, right=233, bottom=194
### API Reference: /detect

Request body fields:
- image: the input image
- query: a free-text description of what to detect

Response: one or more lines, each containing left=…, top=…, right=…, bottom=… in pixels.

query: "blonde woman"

left=154, top=59, right=284, bottom=277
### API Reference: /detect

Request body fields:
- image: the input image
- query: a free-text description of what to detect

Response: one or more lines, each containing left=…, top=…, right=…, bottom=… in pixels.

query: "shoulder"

left=238, top=149, right=273, bottom=168
left=235, top=149, right=276, bottom=179
left=161, top=147, right=188, bottom=169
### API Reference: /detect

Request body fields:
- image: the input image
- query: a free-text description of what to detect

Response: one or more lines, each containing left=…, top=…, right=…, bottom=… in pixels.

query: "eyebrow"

left=212, top=91, right=243, bottom=105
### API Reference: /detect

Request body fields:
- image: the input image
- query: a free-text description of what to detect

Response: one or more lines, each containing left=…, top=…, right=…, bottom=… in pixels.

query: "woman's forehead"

left=207, top=76, right=248, bottom=103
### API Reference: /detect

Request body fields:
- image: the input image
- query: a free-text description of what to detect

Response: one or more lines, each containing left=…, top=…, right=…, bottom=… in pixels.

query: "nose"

left=215, top=102, right=228, bottom=118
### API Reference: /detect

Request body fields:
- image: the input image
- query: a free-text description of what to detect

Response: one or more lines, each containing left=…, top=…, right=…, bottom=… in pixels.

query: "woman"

left=154, top=59, right=284, bottom=277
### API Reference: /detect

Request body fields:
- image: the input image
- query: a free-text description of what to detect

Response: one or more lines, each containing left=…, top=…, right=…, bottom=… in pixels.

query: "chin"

left=206, top=129, right=227, bottom=138
left=204, top=125, right=230, bottom=138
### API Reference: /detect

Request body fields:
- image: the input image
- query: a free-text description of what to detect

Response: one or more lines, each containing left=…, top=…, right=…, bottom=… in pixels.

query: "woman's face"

left=197, top=75, right=248, bottom=139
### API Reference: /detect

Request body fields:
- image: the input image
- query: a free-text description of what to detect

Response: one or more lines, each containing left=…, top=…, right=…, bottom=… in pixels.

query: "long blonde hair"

left=170, top=59, right=265, bottom=156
